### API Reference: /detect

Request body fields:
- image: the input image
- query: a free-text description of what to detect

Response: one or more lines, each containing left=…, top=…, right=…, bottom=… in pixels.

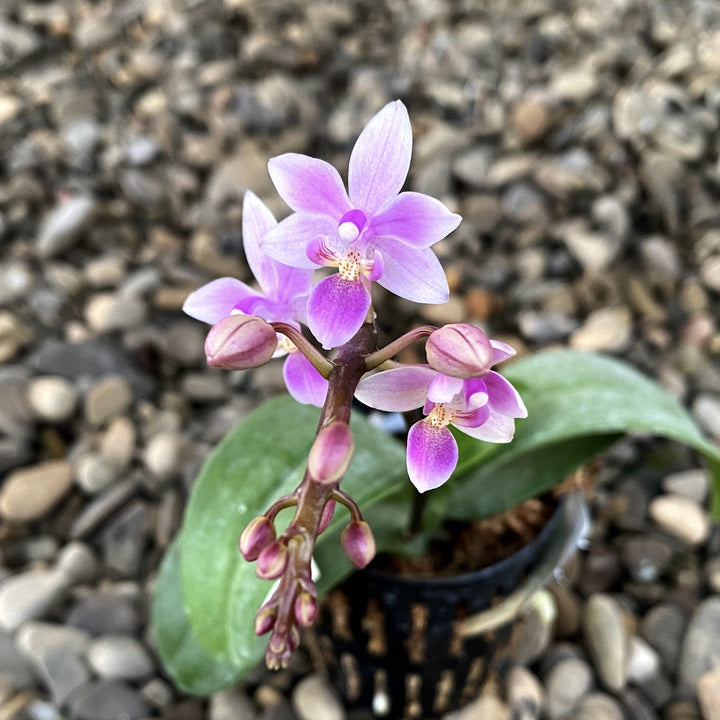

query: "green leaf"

left=447, top=350, right=720, bottom=519
left=152, top=538, right=240, bottom=695
left=179, top=395, right=407, bottom=673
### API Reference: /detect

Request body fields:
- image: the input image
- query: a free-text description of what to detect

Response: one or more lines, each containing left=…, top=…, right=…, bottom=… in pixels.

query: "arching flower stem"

left=270, top=322, right=335, bottom=378
left=363, top=325, right=437, bottom=371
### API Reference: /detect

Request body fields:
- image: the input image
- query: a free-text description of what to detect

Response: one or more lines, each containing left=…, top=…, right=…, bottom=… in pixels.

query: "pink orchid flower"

left=355, top=341, right=527, bottom=492
left=183, top=191, right=328, bottom=407
left=260, top=100, right=461, bottom=349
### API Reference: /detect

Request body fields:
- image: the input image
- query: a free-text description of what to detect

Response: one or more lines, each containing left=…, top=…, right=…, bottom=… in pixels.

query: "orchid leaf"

left=178, top=395, right=406, bottom=674
left=152, top=538, right=240, bottom=695
left=447, top=350, right=720, bottom=520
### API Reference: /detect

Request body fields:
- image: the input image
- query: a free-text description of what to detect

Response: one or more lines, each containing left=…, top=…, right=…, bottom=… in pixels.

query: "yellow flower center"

left=338, top=249, right=362, bottom=282
left=427, top=403, right=451, bottom=428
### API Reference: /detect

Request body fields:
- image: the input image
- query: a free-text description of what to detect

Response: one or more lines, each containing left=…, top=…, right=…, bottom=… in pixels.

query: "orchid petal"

left=307, top=274, right=371, bottom=349
left=306, top=235, right=338, bottom=267
left=283, top=353, right=328, bottom=408
left=355, top=365, right=437, bottom=412
left=485, top=371, right=528, bottom=417
left=427, top=373, right=464, bottom=404
left=268, top=154, right=351, bottom=216
left=490, top=339, right=517, bottom=364
left=182, top=278, right=258, bottom=324
left=241, top=191, right=279, bottom=295
left=406, top=420, right=458, bottom=492
left=348, top=100, right=412, bottom=215
left=375, top=240, right=449, bottom=304
left=455, top=411, right=516, bottom=443
left=370, top=192, right=461, bottom=248
left=261, top=213, right=336, bottom=269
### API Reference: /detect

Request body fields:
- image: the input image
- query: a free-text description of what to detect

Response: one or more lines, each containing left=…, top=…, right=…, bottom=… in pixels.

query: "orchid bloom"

left=183, top=191, right=328, bottom=407
left=260, top=100, right=461, bottom=349
left=355, top=335, right=527, bottom=492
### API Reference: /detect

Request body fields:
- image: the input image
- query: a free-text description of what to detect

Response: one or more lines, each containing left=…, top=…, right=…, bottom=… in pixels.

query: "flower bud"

left=205, top=314, right=277, bottom=370
left=239, top=515, right=276, bottom=561
left=426, top=323, right=494, bottom=378
left=254, top=604, right=278, bottom=636
left=256, top=540, right=288, bottom=580
left=308, top=422, right=354, bottom=485
left=294, top=591, right=318, bottom=627
left=342, top=520, right=376, bottom=569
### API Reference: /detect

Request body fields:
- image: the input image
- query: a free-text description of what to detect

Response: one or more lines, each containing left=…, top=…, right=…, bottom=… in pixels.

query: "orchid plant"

left=154, top=101, right=720, bottom=693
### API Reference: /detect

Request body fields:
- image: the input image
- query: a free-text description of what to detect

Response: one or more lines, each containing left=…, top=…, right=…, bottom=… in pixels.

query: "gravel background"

left=2, top=0, right=720, bottom=718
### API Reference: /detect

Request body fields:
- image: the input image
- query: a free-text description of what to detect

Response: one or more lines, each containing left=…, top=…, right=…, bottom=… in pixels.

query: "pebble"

left=678, top=597, right=720, bottom=692
left=98, top=416, right=136, bottom=471
left=0, top=312, right=31, bottom=363
left=583, top=594, right=627, bottom=693
left=142, top=431, right=185, bottom=482
left=291, top=674, right=345, bottom=720
left=99, top=500, right=150, bottom=577
left=0, top=460, right=73, bottom=522
left=66, top=590, right=139, bottom=636
left=648, top=494, right=709, bottom=546
left=0, top=543, right=95, bottom=631
left=35, top=195, right=96, bottom=258
left=697, top=666, right=720, bottom=720
left=570, top=306, right=632, bottom=352
left=640, top=604, right=687, bottom=676
left=571, top=692, right=624, bottom=720
left=69, top=479, right=139, bottom=539
left=691, top=394, right=720, bottom=440
left=26, top=376, right=79, bottom=423
left=74, top=452, right=119, bottom=494
left=505, top=665, right=543, bottom=720
left=443, top=693, right=511, bottom=720
left=86, top=635, right=154, bottom=681
left=65, top=679, right=149, bottom=720
left=619, top=534, right=675, bottom=583
left=83, top=375, right=132, bottom=427
left=0, top=632, right=34, bottom=690
left=545, top=657, right=593, bottom=719
left=626, top=635, right=662, bottom=683
left=662, top=469, right=709, bottom=504
left=84, top=293, right=147, bottom=333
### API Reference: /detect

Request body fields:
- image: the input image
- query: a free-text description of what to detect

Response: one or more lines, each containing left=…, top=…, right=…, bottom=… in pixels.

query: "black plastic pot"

left=310, top=493, right=587, bottom=719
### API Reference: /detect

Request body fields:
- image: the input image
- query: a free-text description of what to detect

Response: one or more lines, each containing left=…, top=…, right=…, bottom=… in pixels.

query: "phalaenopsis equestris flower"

left=184, top=101, right=526, bottom=668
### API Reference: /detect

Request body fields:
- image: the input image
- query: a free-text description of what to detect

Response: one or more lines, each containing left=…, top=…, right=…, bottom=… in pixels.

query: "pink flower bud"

left=256, top=541, right=288, bottom=580
left=239, top=515, right=276, bottom=561
left=294, top=591, right=318, bottom=626
left=204, top=314, right=277, bottom=370
left=318, top=499, right=336, bottom=534
left=342, top=520, right=376, bottom=569
left=254, top=604, right=277, bottom=636
left=307, top=422, right=354, bottom=485
left=426, top=323, right=494, bottom=378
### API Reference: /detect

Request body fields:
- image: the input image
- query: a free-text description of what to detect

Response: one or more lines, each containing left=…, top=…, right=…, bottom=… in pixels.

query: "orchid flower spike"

left=355, top=333, right=527, bottom=493
left=183, top=191, right=328, bottom=407
left=261, top=100, right=461, bottom=349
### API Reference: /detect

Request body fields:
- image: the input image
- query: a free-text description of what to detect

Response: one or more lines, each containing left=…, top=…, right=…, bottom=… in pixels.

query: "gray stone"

left=98, top=416, right=136, bottom=470
left=209, top=687, right=258, bottom=720
left=36, top=195, right=96, bottom=258
left=571, top=693, right=623, bottom=720
left=583, top=594, right=627, bottom=693
left=0, top=261, right=34, bottom=304
left=86, top=635, right=154, bottom=681
left=85, top=292, right=147, bottom=333
left=626, top=635, right=661, bottom=683
left=100, top=500, right=150, bottom=577
left=66, top=679, right=149, bottom=720
left=663, top=469, right=709, bottom=503
left=70, top=479, right=139, bottom=539
left=142, top=431, right=185, bottom=482
left=0, top=632, right=34, bottom=689
left=66, top=591, right=139, bottom=635
left=692, top=394, right=720, bottom=441
left=570, top=306, right=632, bottom=353
left=640, top=603, right=686, bottom=675
left=619, top=533, right=675, bottom=583
left=678, top=597, right=720, bottom=691
left=74, top=452, right=119, bottom=494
